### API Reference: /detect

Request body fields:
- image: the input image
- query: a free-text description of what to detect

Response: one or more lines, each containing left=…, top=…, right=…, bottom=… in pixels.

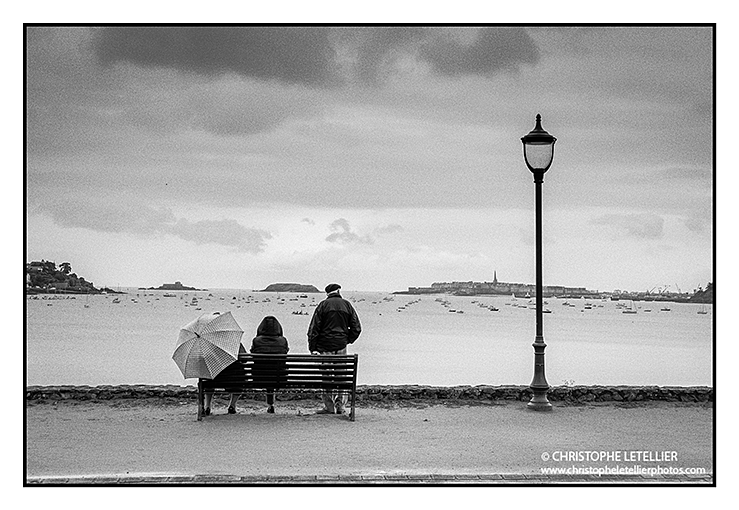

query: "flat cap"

left=325, top=283, right=341, bottom=293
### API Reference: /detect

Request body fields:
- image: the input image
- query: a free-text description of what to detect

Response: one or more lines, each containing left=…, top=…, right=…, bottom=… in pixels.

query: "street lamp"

left=521, top=113, right=556, bottom=411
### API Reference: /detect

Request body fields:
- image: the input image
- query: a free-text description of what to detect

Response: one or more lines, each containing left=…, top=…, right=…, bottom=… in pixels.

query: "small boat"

left=622, top=300, right=637, bottom=314
left=660, top=306, right=671, bottom=312
left=697, top=304, right=708, bottom=315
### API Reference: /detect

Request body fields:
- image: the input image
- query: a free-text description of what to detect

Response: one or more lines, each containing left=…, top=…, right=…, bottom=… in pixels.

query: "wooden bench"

left=198, top=353, right=359, bottom=421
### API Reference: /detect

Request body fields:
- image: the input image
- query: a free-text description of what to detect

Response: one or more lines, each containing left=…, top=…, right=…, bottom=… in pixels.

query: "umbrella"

left=172, top=311, right=244, bottom=379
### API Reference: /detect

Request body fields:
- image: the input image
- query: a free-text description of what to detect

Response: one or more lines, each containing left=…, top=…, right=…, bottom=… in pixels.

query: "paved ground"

left=25, top=398, right=714, bottom=485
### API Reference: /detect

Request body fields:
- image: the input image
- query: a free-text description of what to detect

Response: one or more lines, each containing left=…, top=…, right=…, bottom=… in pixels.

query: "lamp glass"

left=523, top=142, right=555, bottom=172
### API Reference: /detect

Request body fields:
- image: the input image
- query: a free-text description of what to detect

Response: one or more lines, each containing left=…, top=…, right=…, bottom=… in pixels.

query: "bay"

left=25, top=289, right=713, bottom=387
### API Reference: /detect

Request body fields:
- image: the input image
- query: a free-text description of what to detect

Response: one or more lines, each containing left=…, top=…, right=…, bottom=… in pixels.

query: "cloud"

left=658, top=165, right=712, bottom=185
left=184, top=80, right=325, bottom=136
left=334, top=26, right=428, bottom=84
left=92, top=27, right=337, bottom=87
left=682, top=215, right=710, bottom=234
left=30, top=195, right=271, bottom=252
left=375, top=224, right=404, bottom=235
left=32, top=195, right=176, bottom=234
left=301, top=218, right=316, bottom=226
left=89, top=27, right=541, bottom=89
left=169, top=218, right=271, bottom=253
left=591, top=213, right=665, bottom=239
left=418, top=27, right=539, bottom=76
left=325, top=218, right=373, bottom=244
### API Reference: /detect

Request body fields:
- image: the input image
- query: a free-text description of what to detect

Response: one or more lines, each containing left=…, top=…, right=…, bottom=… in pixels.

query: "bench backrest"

left=199, top=353, right=358, bottom=391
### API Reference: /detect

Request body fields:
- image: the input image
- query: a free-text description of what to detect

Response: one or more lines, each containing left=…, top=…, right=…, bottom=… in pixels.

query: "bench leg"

left=350, top=390, right=356, bottom=422
left=197, top=381, right=203, bottom=421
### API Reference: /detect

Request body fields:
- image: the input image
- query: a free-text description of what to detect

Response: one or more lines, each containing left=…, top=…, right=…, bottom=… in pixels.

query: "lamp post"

left=521, top=113, right=556, bottom=411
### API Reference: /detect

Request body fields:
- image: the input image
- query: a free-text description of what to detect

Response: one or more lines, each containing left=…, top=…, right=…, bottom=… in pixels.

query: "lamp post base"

left=527, top=392, right=553, bottom=412
left=529, top=337, right=552, bottom=411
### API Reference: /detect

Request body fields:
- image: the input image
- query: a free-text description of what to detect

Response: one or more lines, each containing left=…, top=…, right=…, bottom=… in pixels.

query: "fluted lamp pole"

left=521, top=114, right=556, bottom=411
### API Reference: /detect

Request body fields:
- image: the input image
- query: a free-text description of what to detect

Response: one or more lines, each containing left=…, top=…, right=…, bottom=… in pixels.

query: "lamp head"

left=521, top=114, right=556, bottom=178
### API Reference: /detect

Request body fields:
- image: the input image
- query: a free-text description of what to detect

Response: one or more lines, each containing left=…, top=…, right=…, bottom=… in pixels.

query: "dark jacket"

left=307, top=293, right=362, bottom=352
left=250, top=316, right=290, bottom=354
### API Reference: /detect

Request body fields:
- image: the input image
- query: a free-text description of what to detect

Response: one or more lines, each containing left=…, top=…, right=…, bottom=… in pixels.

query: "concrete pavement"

left=25, top=397, right=714, bottom=486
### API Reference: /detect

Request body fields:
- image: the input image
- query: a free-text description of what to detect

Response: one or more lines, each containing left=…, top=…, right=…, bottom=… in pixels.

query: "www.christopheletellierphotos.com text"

left=539, top=450, right=707, bottom=477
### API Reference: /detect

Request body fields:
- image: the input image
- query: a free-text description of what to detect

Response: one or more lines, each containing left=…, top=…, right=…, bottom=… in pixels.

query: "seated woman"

left=250, top=316, right=290, bottom=413
left=203, top=343, right=246, bottom=415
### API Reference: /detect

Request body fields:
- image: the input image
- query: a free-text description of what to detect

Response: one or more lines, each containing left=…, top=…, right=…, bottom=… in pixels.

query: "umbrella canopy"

left=172, top=311, right=244, bottom=379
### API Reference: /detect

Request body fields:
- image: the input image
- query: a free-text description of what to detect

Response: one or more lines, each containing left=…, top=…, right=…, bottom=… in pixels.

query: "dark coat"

left=307, top=293, right=362, bottom=352
left=250, top=316, right=289, bottom=354
left=250, top=316, right=289, bottom=387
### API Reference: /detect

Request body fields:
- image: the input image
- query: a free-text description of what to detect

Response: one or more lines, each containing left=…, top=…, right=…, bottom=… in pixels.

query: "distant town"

left=397, top=272, right=713, bottom=304
left=25, top=260, right=713, bottom=304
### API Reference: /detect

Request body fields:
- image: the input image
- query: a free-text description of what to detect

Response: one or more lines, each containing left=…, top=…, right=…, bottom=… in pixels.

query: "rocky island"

left=143, top=281, right=205, bottom=291
left=260, top=283, right=320, bottom=293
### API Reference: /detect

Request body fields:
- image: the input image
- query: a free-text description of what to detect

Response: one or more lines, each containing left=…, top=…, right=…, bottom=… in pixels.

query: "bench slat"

left=240, top=354, right=355, bottom=361
left=202, top=376, right=355, bottom=385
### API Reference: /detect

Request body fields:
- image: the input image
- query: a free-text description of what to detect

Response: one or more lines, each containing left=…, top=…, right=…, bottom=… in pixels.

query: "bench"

left=198, top=353, right=359, bottom=421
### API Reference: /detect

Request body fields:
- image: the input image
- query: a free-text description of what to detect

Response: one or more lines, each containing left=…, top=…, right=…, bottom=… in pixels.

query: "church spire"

left=493, top=270, right=498, bottom=286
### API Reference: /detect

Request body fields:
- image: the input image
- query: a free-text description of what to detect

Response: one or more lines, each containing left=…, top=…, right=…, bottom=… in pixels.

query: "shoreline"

left=26, top=384, right=713, bottom=404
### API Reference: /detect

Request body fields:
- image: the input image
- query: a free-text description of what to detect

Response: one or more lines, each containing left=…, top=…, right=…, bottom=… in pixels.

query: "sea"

left=25, top=289, right=713, bottom=388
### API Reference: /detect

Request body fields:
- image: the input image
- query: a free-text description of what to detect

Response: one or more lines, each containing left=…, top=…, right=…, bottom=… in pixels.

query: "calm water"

left=25, top=290, right=713, bottom=387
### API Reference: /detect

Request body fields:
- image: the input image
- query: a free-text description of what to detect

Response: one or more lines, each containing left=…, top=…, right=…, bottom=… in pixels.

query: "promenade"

left=26, top=395, right=713, bottom=486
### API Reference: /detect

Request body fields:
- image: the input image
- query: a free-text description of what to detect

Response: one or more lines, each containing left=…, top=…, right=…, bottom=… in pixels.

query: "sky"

left=25, top=25, right=715, bottom=293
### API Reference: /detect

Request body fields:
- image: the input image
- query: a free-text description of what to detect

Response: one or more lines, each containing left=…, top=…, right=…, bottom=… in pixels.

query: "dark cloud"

left=325, top=218, right=373, bottom=244
left=591, top=213, right=665, bottom=239
left=92, top=26, right=337, bottom=86
left=185, top=81, right=325, bottom=136
left=31, top=195, right=271, bottom=253
left=419, top=27, right=539, bottom=76
left=89, top=27, right=540, bottom=88
left=170, top=218, right=271, bottom=253
left=33, top=195, right=177, bottom=234
left=334, top=26, right=429, bottom=84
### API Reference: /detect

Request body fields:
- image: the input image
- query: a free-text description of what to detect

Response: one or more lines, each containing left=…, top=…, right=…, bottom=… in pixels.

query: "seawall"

left=26, top=384, right=713, bottom=404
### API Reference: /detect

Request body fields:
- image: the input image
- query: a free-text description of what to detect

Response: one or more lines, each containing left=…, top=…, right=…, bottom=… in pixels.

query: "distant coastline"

left=396, top=277, right=714, bottom=304
left=26, top=259, right=712, bottom=304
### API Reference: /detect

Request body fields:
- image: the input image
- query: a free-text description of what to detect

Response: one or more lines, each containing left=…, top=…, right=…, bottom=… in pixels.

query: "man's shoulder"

left=327, top=295, right=354, bottom=307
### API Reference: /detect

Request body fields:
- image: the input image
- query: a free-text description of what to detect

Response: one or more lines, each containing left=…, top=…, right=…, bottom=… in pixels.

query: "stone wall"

left=26, top=385, right=713, bottom=404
